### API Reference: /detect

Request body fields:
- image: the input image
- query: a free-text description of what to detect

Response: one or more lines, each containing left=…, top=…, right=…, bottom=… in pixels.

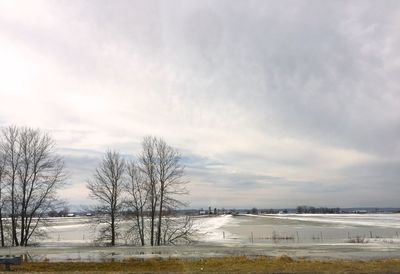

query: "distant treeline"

left=296, top=206, right=341, bottom=214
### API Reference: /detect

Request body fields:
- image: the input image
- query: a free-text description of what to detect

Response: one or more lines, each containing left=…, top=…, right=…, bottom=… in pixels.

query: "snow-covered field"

left=2, top=214, right=400, bottom=261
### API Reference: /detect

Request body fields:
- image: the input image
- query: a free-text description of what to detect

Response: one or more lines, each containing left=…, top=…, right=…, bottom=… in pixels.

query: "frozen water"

left=272, top=214, right=400, bottom=228
left=194, top=215, right=238, bottom=242
left=2, top=214, right=400, bottom=261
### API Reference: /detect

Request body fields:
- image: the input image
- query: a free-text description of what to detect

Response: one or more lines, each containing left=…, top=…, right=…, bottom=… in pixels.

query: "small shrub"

left=347, top=236, right=369, bottom=243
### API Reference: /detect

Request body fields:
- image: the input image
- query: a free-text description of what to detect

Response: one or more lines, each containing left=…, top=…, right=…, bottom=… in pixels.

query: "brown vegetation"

left=8, top=256, right=400, bottom=273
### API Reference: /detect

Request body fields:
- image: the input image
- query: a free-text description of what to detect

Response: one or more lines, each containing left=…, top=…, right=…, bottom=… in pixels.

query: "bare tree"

left=125, top=161, right=149, bottom=246
left=138, top=137, right=158, bottom=246
left=137, top=136, right=189, bottom=246
left=1, top=126, right=20, bottom=246
left=17, top=128, right=64, bottom=246
left=154, top=138, right=187, bottom=246
left=87, top=150, right=125, bottom=246
left=0, top=126, right=65, bottom=246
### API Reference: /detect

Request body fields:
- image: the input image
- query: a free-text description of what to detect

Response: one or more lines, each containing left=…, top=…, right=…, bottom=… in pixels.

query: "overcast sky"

left=1, top=0, right=399, bottom=209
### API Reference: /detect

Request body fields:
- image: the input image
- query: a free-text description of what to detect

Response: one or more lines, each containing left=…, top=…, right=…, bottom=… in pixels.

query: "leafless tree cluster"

left=0, top=126, right=65, bottom=246
left=87, top=136, right=192, bottom=246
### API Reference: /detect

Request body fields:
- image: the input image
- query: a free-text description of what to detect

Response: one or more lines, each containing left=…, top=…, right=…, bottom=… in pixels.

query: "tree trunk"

left=20, top=208, right=25, bottom=247
left=150, top=181, right=156, bottom=246
left=0, top=209, right=4, bottom=247
left=111, top=212, right=115, bottom=246
left=150, top=205, right=155, bottom=246
left=140, top=209, right=145, bottom=246
left=136, top=208, right=145, bottom=246
left=156, top=184, right=164, bottom=246
left=11, top=182, right=19, bottom=246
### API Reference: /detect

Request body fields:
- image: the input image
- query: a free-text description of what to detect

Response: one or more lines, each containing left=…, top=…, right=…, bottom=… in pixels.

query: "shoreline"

left=2, top=242, right=400, bottom=262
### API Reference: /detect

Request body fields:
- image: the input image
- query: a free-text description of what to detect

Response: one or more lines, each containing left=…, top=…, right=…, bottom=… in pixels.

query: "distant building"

left=353, top=210, right=367, bottom=214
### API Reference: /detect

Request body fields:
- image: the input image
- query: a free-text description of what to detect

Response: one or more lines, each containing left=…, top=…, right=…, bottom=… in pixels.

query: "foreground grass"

left=6, top=256, right=400, bottom=273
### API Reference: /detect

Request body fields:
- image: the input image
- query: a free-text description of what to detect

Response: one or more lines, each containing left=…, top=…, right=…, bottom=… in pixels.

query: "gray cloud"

left=1, top=0, right=399, bottom=208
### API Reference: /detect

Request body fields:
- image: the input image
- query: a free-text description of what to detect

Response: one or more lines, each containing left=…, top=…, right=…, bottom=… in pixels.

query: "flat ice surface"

left=2, top=214, right=400, bottom=261
left=272, top=213, right=400, bottom=228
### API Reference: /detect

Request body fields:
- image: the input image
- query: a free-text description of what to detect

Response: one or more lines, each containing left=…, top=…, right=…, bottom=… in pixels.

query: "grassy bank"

left=5, top=256, right=400, bottom=273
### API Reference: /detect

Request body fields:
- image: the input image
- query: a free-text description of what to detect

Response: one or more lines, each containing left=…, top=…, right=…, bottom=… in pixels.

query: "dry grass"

left=5, top=256, right=400, bottom=273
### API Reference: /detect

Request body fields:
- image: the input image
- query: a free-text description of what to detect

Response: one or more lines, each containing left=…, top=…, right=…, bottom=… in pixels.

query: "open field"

left=6, top=256, right=400, bottom=273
